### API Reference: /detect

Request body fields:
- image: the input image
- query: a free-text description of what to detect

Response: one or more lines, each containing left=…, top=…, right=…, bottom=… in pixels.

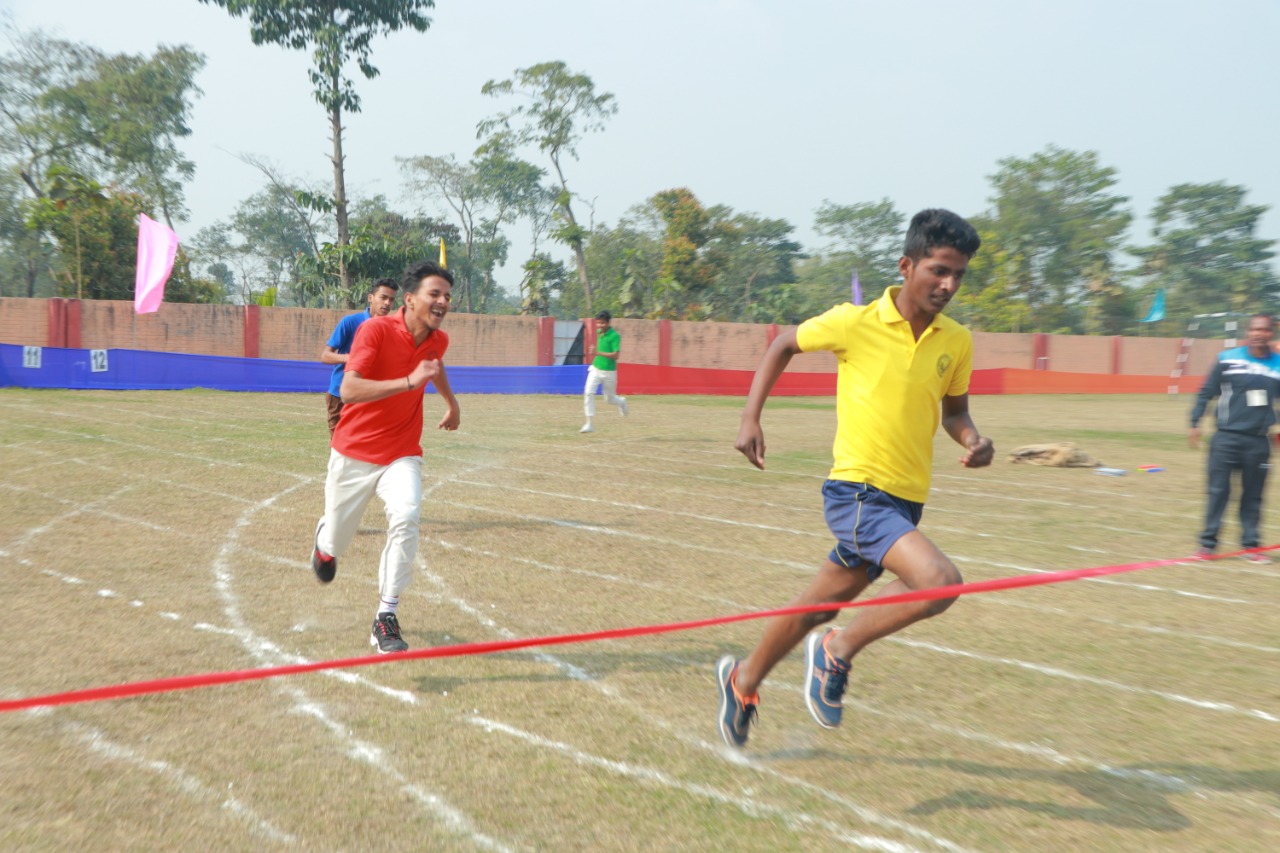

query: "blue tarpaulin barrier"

left=0, top=345, right=587, bottom=395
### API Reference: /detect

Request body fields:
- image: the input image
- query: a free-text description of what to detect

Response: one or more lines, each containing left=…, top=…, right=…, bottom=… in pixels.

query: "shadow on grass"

left=897, top=757, right=1280, bottom=831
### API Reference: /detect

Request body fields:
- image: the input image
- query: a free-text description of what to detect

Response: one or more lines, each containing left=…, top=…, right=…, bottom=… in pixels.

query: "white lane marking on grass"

left=451, top=477, right=817, bottom=536
left=468, top=716, right=937, bottom=853
left=290, top=691, right=511, bottom=853
left=439, top=500, right=814, bottom=570
left=981, top=596, right=1279, bottom=655
left=436, top=497, right=1266, bottom=639
left=210, top=483, right=509, bottom=850
left=429, top=523, right=1276, bottom=820
left=413, top=517, right=968, bottom=850
left=955, top=555, right=1257, bottom=605
left=0, top=482, right=135, bottom=548
left=891, top=637, right=1279, bottom=723
left=436, top=539, right=748, bottom=611
left=428, top=500, right=1277, bottom=723
left=61, top=720, right=298, bottom=845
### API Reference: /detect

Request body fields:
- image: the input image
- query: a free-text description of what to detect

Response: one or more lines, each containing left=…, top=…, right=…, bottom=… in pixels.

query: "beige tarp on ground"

left=1007, top=442, right=1102, bottom=468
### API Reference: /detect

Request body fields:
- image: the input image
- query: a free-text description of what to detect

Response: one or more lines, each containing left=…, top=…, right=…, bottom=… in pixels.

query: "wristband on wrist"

left=405, top=376, right=412, bottom=390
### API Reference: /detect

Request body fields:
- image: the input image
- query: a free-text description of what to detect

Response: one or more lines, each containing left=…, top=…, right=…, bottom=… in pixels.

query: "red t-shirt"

left=331, top=309, right=450, bottom=465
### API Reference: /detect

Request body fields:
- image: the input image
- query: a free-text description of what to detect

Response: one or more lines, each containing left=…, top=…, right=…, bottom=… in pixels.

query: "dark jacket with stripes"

left=1189, top=346, right=1280, bottom=435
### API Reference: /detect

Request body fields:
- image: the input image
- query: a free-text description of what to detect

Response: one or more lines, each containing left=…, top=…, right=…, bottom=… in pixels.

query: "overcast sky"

left=5, top=0, right=1278, bottom=292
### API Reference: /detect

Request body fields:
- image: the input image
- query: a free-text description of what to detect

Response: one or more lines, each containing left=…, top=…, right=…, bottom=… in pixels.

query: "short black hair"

left=595, top=310, right=612, bottom=321
left=903, top=209, right=981, bottom=261
left=402, top=260, right=454, bottom=294
left=371, top=277, right=399, bottom=295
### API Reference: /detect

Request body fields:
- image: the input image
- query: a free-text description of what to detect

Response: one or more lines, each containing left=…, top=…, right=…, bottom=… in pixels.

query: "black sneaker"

left=311, top=519, right=336, bottom=583
left=370, top=613, right=408, bottom=653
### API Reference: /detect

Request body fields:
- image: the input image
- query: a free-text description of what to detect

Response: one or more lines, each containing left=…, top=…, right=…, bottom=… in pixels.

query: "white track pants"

left=317, top=450, right=422, bottom=600
left=583, top=366, right=625, bottom=418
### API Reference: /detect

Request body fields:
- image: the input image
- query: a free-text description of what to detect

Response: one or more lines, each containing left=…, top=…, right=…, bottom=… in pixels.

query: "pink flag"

left=134, top=213, right=179, bottom=314
left=851, top=270, right=862, bottom=306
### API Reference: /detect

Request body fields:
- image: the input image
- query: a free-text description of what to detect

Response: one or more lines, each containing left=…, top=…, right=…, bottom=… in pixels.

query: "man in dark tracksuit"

left=1189, top=313, right=1280, bottom=563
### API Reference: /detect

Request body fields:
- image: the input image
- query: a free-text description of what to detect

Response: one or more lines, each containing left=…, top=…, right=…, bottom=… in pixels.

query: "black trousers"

left=1199, top=430, right=1271, bottom=549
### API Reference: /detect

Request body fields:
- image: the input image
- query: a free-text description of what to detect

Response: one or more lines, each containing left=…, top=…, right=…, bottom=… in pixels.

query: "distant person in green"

left=580, top=310, right=628, bottom=433
left=715, top=208, right=994, bottom=749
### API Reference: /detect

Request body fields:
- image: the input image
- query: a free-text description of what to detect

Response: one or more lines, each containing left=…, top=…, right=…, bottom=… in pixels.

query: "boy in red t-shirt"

left=310, top=261, right=460, bottom=653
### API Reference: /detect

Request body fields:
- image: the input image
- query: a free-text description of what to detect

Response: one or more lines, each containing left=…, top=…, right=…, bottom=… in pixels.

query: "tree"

left=0, top=28, right=98, bottom=201
left=651, top=187, right=714, bottom=318
left=478, top=61, right=617, bottom=315
left=38, top=46, right=204, bottom=227
left=0, top=168, right=55, bottom=297
left=199, top=0, right=436, bottom=289
left=812, top=198, right=903, bottom=301
left=26, top=167, right=143, bottom=300
left=1132, top=182, right=1278, bottom=326
left=793, top=199, right=903, bottom=318
left=298, top=196, right=458, bottom=308
left=701, top=207, right=802, bottom=322
left=0, top=28, right=204, bottom=225
left=982, top=146, right=1131, bottom=333
left=399, top=148, right=546, bottom=312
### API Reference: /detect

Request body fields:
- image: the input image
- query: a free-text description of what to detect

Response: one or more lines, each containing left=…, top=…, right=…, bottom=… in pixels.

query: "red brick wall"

left=79, top=300, right=244, bottom=356
left=0, top=296, right=1223, bottom=378
left=0, top=298, right=49, bottom=347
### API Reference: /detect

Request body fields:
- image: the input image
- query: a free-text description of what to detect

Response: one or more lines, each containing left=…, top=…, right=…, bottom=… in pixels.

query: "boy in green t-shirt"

left=581, top=310, right=628, bottom=433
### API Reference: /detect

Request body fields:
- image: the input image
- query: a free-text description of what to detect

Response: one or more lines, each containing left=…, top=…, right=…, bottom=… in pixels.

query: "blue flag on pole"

left=1140, top=288, right=1165, bottom=323
left=851, top=270, right=862, bottom=306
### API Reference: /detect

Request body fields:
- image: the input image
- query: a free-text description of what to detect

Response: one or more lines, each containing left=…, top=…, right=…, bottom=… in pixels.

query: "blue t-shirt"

left=325, top=309, right=372, bottom=396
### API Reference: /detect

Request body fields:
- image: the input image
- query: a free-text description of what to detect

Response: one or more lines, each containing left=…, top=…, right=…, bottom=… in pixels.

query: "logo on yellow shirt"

left=937, top=354, right=953, bottom=377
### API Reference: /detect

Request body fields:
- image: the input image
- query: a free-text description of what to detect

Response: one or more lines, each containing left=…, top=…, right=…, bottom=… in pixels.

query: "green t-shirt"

left=592, top=326, right=621, bottom=371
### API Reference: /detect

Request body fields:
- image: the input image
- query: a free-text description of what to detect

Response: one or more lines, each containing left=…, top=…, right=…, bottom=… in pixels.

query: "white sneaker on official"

left=579, top=423, right=594, bottom=433
left=619, top=398, right=629, bottom=416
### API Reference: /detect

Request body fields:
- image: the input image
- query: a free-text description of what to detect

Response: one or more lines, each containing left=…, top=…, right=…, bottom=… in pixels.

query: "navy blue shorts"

left=822, top=480, right=924, bottom=583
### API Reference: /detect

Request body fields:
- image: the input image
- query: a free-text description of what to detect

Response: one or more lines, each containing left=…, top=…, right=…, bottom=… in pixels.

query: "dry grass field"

left=1, top=388, right=1277, bottom=851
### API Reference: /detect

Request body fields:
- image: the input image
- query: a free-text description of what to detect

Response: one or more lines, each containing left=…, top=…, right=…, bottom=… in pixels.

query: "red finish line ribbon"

left=1, top=548, right=1266, bottom=713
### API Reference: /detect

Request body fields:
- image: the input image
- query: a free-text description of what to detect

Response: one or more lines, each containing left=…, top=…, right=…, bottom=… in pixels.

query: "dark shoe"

left=715, top=656, right=758, bottom=748
left=311, top=519, right=337, bottom=583
left=1194, top=547, right=1214, bottom=560
left=370, top=613, right=408, bottom=653
left=804, top=628, right=850, bottom=729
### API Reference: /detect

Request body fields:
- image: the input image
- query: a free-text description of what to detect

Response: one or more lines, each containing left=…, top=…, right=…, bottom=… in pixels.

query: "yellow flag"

left=439, top=237, right=447, bottom=269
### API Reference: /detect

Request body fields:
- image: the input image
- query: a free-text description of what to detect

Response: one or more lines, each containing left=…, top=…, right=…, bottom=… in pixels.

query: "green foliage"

left=297, top=198, right=458, bottom=308
left=479, top=61, right=617, bottom=313
left=980, top=146, right=1132, bottom=333
left=519, top=252, right=569, bottom=316
left=197, top=0, right=434, bottom=113
left=1131, top=182, right=1278, bottom=328
left=399, top=149, right=547, bottom=312
left=200, top=1, right=436, bottom=287
left=0, top=27, right=203, bottom=224
left=26, top=167, right=144, bottom=299
left=581, top=189, right=804, bottom=322
left=37, top=45, right=204, bottom=225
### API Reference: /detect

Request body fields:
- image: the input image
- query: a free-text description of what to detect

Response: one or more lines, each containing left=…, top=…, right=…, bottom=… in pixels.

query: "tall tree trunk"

left=329, top=91, right=350, bottom=295
left=550, top=155, right=592, bottom=315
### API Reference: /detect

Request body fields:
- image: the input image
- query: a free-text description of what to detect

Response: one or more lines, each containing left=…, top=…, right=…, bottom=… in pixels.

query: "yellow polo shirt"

left=795, top=287, right=972, bottom=503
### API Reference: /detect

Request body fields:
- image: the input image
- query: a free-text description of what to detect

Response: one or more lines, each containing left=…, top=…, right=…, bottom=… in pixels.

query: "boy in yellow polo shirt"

left=716, top=208, right=994, bottom=748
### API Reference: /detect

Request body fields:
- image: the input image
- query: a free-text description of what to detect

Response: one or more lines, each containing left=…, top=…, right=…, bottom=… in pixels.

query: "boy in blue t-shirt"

left=320, top=278, right=399, bottom=436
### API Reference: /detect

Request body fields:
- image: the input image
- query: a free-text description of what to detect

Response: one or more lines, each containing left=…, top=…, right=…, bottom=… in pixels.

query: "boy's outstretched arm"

left=735, top=329, right=803, bottom=470
left=941, top=393, right=994, bottom=468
